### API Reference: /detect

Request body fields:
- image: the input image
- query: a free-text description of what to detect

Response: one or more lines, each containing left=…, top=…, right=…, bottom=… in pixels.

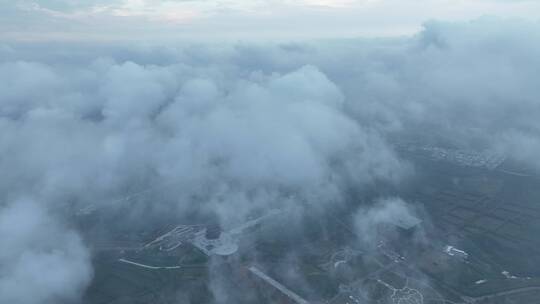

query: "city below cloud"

left=1, top=2, right=540, bottom=304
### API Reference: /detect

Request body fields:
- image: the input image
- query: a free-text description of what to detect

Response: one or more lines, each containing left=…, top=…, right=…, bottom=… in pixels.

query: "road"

left=118, top=258, right=182, bottom=270
left=465, top=286, right=540, bottom=303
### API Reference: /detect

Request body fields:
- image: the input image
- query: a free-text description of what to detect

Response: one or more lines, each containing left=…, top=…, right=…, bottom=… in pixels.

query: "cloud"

left=341, top=17, right=540, bottom=169
left=353, top=197, right=421, bottom=248
left=0, top=199, right=93, bottom=304
left=1, top=18, right=539, bottom=223
left=1, top=17, right=540, bottom=302
left=0, top=50, right=407, bottom=228
left=0, top=44, right=407, bottom=303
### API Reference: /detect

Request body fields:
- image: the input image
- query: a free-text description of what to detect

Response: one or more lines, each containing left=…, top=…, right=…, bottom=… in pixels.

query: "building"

left=387, top=213, right=422, bottom=239
left=444, top=245, right=468, bottom=260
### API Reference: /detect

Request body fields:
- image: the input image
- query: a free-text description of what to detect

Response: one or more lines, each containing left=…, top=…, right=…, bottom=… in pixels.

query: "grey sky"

left=1, top=0, right=540, bottom=41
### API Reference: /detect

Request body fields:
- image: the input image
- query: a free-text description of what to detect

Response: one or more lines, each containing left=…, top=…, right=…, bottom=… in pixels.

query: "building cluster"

left=141, top=209, right=282, bottom=258
left=397, top=143, right=506, bottom=170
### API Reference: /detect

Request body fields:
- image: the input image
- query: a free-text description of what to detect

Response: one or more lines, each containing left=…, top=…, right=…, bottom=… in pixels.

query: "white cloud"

left=354, top=197, right=419, bottom=247
left=0, top=199, right=92, bottom=304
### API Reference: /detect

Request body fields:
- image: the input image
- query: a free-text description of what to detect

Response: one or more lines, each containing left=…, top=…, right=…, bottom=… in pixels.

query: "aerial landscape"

left=1, top=1, right=539, bottom=304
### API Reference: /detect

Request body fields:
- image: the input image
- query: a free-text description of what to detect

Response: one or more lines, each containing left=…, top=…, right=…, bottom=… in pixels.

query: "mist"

left=1, top=17, right=539, bottom=302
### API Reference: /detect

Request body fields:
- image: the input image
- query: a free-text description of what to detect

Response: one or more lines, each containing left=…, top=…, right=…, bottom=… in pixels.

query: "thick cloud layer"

left=0, top=199, right=92, bottom=304
left=0, top=34, right=409, bottom=303
left=353, top=197, right=423, bottom=248
left=347, top=18, right=540, bottom=161
left=0, top=57, right=406, bottom=223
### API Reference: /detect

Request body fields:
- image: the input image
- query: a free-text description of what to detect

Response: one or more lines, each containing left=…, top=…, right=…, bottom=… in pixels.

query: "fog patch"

left=0, top=199, right=93, bottom=304
left=353, top=197, right=423, bottom=249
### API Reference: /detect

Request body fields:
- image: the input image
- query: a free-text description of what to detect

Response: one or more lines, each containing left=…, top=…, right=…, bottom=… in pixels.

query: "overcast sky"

left=1, top=0, right=540, bottom=41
